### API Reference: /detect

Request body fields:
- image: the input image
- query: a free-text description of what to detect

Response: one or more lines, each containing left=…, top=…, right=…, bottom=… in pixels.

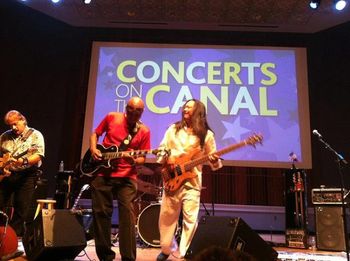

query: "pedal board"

left=286, top=229, right=308, bottom=249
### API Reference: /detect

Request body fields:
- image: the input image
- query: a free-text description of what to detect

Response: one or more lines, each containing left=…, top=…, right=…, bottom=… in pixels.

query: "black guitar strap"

left=118, top=122, right=141, bottom=151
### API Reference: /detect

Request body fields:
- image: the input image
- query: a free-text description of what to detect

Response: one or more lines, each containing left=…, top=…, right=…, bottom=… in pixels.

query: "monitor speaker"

left=23, top=209, right=87, bottom=261
left=185, top=216, right=278, bottom=261
left=315, top=205, right=347, bottom=251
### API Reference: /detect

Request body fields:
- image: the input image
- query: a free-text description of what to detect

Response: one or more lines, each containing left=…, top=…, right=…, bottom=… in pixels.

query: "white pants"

left=158, top=186, right=200, bottom=257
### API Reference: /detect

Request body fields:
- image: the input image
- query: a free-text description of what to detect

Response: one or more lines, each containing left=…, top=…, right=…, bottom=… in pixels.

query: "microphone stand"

left=315, top=135, right=349, bottom=261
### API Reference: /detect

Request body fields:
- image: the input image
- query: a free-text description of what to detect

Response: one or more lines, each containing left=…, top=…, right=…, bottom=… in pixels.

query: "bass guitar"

left=161, top=133, right=263, bottom=193
left=80, top=144, right=166, bottom=176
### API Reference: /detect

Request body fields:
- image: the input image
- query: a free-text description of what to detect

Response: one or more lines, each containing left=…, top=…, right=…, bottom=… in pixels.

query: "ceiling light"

left=310, top=0, right=321, bottom=9
left=84, top=0, right=92, bottom=4
left=334, top=0, right=347, bottom=10
left=51, top=0, right=61, bottom=3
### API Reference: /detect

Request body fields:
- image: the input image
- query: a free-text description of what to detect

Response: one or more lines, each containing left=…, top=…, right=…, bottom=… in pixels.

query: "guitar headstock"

left=81, top=184, right=90, bottom=192
left=245, top=133, right=263, bottom=147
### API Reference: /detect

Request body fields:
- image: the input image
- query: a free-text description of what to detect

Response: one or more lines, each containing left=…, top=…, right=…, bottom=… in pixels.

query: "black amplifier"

left=312, top=187, right=348, bottom=204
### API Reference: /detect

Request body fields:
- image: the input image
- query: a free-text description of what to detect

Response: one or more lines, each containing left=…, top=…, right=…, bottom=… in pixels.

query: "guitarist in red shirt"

left=156, top=99, right=222, bottom=261
left=89, top=97, right=150, bottom=261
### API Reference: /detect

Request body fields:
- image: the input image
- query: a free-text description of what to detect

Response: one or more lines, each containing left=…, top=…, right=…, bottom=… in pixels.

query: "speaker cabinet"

left=315, top=205, right=347, bottom=251
left=23, top=209, right=87, bottom=261
left=185, top=216, right=278, bottom=261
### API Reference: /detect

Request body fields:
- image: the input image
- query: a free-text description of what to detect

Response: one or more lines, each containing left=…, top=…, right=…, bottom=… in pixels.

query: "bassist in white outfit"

left=156, top=99, right=222, bottom=261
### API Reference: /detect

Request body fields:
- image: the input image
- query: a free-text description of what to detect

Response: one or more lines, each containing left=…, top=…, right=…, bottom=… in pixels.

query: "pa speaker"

left=185, top=216, right=278, bottom=261
left=315, top=205, right=347, bottom=251
left=23, top=209, right=87, bottom=261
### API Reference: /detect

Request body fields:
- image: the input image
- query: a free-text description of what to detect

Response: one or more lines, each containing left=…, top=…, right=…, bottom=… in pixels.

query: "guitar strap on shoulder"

left=11, top=128, right=34, bottom=156
left=119, top=122, right=141, bottom=151
left=21, top=128, right=34, bottom=142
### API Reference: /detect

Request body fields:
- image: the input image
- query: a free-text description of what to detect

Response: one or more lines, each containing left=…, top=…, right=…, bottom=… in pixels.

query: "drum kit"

left=134, top=165, right=165, bottom=247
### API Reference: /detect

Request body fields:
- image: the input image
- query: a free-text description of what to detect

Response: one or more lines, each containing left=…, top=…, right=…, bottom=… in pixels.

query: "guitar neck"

left=102, top=149, right=154, bottom=160
left=184, top=140, right=248, bottom=171
left=71, top=188, right=87, bottom=210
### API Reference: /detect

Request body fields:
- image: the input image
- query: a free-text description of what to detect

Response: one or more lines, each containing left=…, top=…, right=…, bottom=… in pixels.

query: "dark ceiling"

left=17, top=0, right=350, bottom=33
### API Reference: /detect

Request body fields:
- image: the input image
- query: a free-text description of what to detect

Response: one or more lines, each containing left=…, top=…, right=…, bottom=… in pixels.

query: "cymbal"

left=136, top=179, right=159, bottom=196
left=136, top=165, right=154, bottom=176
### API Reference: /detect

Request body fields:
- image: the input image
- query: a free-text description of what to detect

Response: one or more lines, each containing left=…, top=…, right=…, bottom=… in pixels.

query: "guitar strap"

left=118, top=122, right=141, bottom=151
left=10, top=128, right=34, bottom=156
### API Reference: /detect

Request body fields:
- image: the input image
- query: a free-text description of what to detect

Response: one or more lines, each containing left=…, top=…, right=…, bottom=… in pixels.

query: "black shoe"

left=156, top=252, right=169, bottom=261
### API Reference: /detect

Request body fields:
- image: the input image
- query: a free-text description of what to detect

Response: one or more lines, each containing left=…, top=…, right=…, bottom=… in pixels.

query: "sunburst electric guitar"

left=0, top=147, right=37, bottom=182
left=161, top=134, right=263, bottom=193
left=80, top=144, right=168, bottom=177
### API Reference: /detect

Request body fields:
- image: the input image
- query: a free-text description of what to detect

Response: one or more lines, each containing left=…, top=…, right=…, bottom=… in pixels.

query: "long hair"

left=174, top=99, right=213, bottom=148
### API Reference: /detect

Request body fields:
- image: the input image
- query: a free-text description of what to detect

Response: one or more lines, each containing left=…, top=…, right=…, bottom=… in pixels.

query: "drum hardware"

left=136, top=179, right=159, bottom=196
left=156, top=186, right=164, bottom=203
left=136, top=165, right=154, bottom=176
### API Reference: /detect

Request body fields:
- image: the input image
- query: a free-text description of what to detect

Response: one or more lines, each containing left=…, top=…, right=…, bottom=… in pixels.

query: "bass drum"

left=137, top=203, right=161, bottom=247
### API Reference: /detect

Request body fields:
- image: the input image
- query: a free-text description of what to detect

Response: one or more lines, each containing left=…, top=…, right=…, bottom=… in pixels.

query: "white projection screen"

left=82, top=42, right=312, bottom=169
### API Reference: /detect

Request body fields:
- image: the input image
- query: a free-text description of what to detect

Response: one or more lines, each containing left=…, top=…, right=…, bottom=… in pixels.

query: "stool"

left=34, top=199, right=56, bottom=219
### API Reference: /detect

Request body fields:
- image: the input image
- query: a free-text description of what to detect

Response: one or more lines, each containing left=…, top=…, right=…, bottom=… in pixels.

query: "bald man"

left=89, top=97, right=151, bottom=261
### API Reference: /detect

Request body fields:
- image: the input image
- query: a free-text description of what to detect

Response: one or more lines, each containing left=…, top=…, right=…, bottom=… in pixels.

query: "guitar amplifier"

left=312, top=188, right=348, bottom=204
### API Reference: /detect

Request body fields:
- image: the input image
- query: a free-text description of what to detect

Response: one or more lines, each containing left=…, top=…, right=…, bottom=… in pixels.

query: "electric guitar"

left=161, top=133, right=263, bottom=193
left=0, top=148, right=37, bottom=182
left=71, top=184, right=91, bottom=215
left=80, top=144, right=167, bottom=177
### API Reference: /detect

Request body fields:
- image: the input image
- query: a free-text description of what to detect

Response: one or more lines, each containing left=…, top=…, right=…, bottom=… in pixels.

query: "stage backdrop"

left=82, top=42, right=311, bottom=169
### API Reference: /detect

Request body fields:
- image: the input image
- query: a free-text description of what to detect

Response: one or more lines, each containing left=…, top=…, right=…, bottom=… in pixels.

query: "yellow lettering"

left=224, top=63, right=242, bottom=85
left=261, top=63, right=277, bottom=85
left=200, top=86, right=228, bottom=115
left=146, top=85, right=170, bottom=113
left=117, top=60, right=136, bottom=83
left=260, top=87, right=277, bottom=116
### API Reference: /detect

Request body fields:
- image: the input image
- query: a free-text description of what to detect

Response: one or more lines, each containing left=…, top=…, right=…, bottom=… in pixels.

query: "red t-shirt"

left=94, top=112, right=151, bottom=179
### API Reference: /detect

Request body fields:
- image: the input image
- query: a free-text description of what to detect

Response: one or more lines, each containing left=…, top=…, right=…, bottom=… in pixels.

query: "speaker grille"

left=315, top=206, right=346, bottom=251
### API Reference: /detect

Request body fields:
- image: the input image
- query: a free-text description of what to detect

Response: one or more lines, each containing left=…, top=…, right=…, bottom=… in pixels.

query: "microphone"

left=312, top=129, right=322, bottom=139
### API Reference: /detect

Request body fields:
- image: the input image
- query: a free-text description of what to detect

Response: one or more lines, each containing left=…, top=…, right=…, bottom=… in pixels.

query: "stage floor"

left=17, top=234, right=348, bottom=261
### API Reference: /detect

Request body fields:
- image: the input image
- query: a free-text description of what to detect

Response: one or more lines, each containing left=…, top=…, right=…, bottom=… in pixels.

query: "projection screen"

left=81, top=42, right=312, bottom=169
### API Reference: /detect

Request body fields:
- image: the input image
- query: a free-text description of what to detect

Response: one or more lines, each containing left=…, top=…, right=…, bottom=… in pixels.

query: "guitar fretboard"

left=102, top=149, right=156, bottom=160
left=184, top=140, right=248, bottom=171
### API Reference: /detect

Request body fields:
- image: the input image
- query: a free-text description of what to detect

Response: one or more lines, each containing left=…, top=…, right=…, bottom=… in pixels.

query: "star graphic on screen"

left=260, top=118, right=300, bottom=161
left=99, top=51, right=114, bottom=73
left=104, top=79, right=114, bottom=90
left=221, top=116, right=251, bottom=142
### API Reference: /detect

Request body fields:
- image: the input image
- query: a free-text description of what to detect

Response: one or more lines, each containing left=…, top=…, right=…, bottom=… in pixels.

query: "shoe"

left=156, top=252, right=169, bottom=261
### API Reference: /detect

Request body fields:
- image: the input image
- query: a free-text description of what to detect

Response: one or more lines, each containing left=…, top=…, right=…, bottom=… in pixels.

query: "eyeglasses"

left=126, top=105, right=144, bottom=115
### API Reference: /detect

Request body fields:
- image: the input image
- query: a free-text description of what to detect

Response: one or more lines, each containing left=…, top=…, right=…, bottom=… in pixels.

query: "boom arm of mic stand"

left=316, top=137, right=348, bottom=165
